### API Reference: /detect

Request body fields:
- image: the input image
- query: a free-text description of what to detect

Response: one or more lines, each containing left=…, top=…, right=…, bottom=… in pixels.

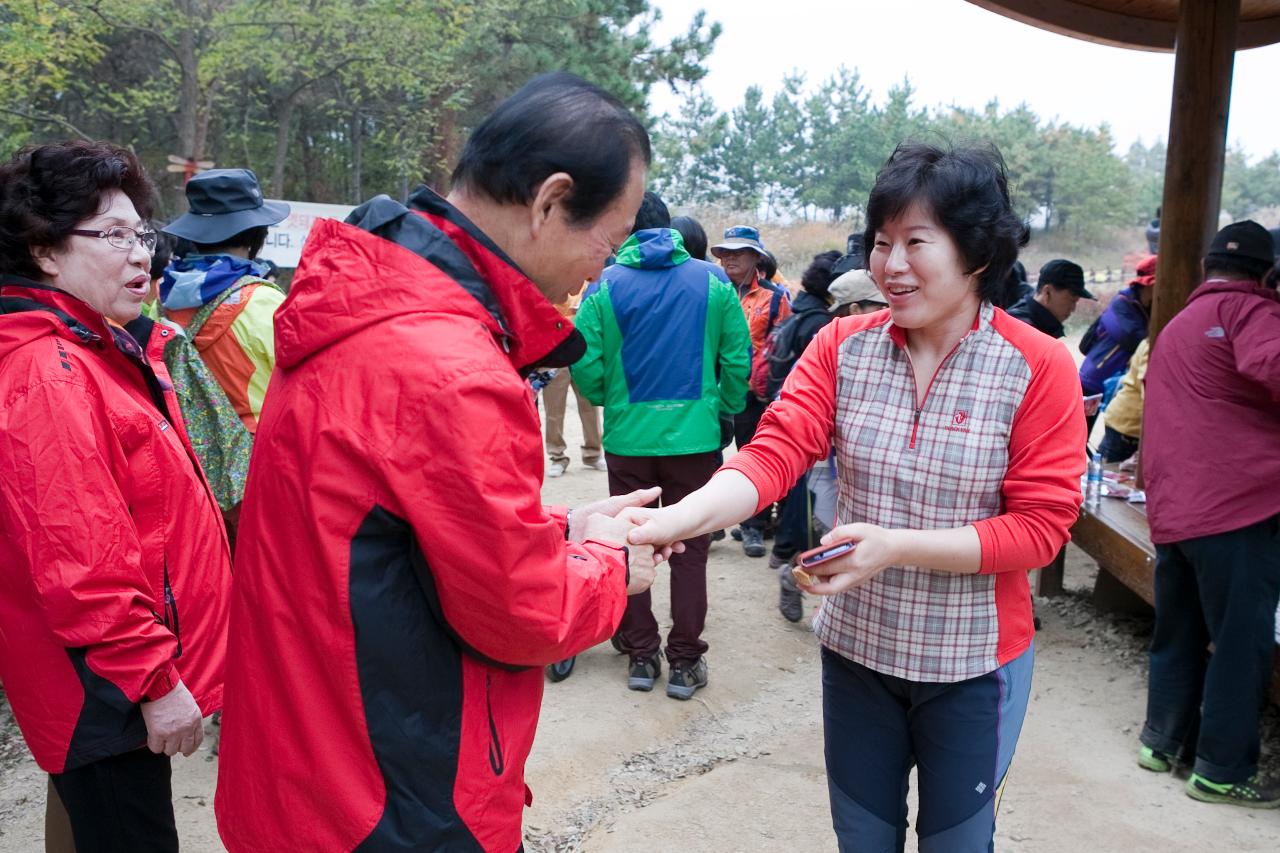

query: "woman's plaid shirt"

left=726, top=304, right=1085, bottom=682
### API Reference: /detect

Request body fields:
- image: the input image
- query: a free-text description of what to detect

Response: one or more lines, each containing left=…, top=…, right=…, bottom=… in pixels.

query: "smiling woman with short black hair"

left=627, top=142, right=1087, bottom=852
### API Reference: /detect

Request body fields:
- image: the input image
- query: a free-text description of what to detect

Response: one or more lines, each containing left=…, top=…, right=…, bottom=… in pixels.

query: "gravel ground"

left=2, top=412, right=1278, bottom=851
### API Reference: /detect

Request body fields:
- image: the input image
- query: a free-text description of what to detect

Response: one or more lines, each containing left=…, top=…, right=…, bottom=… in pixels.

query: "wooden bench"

left=1035, top=498, right=1154, bottom=604
left=1035, top=497, right=1280, bottom=704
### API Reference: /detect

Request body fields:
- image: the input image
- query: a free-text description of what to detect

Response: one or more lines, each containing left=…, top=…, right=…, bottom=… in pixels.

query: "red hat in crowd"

left=1130, top=254, right=1158, bottom=287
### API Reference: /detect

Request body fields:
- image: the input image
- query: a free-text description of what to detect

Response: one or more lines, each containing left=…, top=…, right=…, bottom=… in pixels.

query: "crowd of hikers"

left=0, top=70, right=1277, bottom=853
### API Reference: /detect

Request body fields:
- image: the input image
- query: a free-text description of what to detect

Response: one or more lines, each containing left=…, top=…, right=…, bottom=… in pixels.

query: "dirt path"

left=3, top=419, right=1278, bottom=852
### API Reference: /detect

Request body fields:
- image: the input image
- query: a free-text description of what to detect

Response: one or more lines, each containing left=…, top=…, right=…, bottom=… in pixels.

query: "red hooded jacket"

left=0, top=278, right=230, bottom=773
left=1143, top=278, right=1280, bottom=543
left=214, top=189, right=629, bottom=853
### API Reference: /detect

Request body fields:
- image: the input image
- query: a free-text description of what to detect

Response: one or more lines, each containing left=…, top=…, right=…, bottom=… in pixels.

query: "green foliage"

left=653, top=71, right=1280, bottom=241
left=0, top=0, right=719, bottom=212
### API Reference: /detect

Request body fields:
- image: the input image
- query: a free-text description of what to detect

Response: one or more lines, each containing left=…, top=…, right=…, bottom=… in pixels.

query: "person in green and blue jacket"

left=573, top=192, right=750, bottom=700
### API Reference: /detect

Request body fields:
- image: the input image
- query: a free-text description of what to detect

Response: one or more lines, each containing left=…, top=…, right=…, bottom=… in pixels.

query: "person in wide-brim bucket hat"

left=157, top=167, right=290, bottom=438
left=710, top=225, right=767, bottom=259
left=163, top=169, right=289, bottom=244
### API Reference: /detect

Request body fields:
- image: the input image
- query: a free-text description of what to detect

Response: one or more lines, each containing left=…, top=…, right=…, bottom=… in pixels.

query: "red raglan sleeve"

left=0, top=378, right=181, bottom=702
left=723, top=317, right=848, bottom=511
left=389, top=367, right=628, bottom=668
left=973, top=331, right=1086, bottom=572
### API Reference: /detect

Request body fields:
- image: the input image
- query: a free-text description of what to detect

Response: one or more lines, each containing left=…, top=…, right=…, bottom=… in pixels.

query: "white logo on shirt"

left=1204, top=326, right=1226, bottom=339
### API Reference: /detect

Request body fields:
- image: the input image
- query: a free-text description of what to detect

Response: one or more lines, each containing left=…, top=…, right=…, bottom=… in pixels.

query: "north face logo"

left=1205, top=326, right=1226, bottom=339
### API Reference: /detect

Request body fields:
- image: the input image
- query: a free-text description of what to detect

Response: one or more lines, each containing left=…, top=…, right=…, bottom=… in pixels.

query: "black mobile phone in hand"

left=796, top=538, right=856, bottom=569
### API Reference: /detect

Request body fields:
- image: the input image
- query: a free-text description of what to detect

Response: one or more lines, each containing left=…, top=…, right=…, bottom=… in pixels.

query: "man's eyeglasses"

left=69, top=226, right=159, bottom=253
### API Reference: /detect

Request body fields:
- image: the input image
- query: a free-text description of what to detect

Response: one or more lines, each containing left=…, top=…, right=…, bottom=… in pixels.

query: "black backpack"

left=764, top=308, right=830, bottom=400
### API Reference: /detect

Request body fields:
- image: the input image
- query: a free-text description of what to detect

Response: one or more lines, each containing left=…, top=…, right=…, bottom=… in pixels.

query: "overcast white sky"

left=649, top=0, right=1280, bottom=160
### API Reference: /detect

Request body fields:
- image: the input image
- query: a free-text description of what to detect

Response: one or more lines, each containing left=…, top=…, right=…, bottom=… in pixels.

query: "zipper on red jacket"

left=902, top=336, right=969, bottom=450
left=486, top=672, right=505, bottom=775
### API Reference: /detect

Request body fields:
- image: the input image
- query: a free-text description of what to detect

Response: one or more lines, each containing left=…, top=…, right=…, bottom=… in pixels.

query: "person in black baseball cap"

left=1005, top=258, right=1093, bottom=339
left=1138, top=217, right=1280, bottom=807
left=1204, top=219, right=1275, bottom=279
left=157, top=168, right=291, bottom=439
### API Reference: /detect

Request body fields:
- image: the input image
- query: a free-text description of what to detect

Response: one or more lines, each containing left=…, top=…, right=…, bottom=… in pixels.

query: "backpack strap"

left=765, top=284, right=786, bottom=334
left=182, top=277, right=278, bottom=340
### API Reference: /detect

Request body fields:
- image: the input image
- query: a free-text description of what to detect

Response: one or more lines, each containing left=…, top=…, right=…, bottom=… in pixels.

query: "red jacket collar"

left=407, top=188, right=577, bottom=370
left=1192, top=278, right=1280, bottom=305
left=0, top=276, right=113, bottom=346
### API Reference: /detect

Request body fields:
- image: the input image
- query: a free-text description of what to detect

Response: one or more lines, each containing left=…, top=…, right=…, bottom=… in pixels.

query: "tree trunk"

left=272, top=96, right=296, bottom=198
left=175, top=21, right=199, bottom=158
left=351, top=109, right=363, bottom=203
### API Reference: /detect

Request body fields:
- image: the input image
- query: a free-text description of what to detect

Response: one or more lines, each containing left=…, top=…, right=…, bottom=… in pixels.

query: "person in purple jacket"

left=1139, top=220, right=1280, bottom=808
left=1079, top=255, right=1156, bottom=437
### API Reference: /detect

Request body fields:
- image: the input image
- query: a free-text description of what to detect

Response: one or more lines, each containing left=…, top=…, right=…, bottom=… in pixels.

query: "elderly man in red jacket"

left=1139, top=220, right=1280, bottom=808
left=215, top=73, right=669, bottom=853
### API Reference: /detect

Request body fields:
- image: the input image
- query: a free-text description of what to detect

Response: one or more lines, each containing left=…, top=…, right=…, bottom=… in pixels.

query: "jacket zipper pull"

left=909, top=408, right=922, bottom=449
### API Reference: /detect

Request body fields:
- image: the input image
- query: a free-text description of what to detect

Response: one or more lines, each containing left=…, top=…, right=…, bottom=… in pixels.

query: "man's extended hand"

left=570, top=487, right=683, bottom=563
left=582, top=512, right=657, bottom=595
left=141, top=680, right=204, bottom=757
left=568, top=487, right=661, bottom=542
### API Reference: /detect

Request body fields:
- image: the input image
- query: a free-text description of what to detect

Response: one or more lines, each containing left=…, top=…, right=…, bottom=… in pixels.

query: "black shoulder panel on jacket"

left=346, top=194, right=509, bottom=336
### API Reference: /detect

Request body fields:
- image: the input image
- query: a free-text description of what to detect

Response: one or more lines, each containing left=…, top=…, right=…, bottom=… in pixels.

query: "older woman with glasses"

left=0, top=141, right=231, bottom=853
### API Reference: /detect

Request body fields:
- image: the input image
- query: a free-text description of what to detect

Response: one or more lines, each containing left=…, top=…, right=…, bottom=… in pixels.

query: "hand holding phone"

left=791, top=538, right=857, bottom=587
left=797, top=538, right=857, bottom=569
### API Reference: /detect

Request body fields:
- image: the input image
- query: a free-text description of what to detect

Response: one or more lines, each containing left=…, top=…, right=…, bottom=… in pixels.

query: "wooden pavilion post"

left=1149, top=0, right=1241, bottom=341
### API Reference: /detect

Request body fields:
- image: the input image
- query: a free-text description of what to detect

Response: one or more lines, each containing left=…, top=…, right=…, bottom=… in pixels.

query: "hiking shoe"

left=710, top=529, right=726, bottom=542
left=666, top=657, right=709, bottom=700
left=627, top=654, right=661, bottom=692
left=778, top=564, right=803, bottom=623
left=585, top=457, right=608, bottom=472
left=1185, top=773, right=1280, bottom=808
left=769, top=551, right=791, bottom=569
left=1138, top=745, right=1172, bottom=773
left=546, top=461, right=567, bottom=478
left=730, top=527, right=743, bottom=541
left=741, top=527, right=766, bottom=557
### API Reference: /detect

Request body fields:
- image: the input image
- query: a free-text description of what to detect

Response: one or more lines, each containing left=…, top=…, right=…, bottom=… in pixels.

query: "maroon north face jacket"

left=215, top=189, right=629, bottom=853
left=1143, top=278, right=1280, bottom=543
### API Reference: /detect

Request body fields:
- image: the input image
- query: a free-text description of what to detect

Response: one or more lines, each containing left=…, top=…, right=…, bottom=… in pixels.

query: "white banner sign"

left=259, top=200, right=356, bottom=268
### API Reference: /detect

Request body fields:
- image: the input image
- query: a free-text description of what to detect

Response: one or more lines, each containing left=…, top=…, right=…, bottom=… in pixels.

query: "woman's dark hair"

left=193, top=225, right=269, bottom=260
left=863, top=143, right=1028, bottom=304
left=0, top=141, right=156, bottom=280
left=149, top=230, right=176, bottom=280
left=633, top=191, right=670, bottom=232
left=451, top=72, right=652, bottom=226
left=801, top=250, right=843, bottom=299
left=671, top=215, right=708, bottom=260
left=756, top=250, right=778, bottom=280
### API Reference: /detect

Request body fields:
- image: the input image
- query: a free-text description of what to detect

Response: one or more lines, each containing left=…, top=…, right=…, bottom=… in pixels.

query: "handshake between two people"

left=570, top=480, right=913, bottom=598
left=568, top=487, right=683, bottom=596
